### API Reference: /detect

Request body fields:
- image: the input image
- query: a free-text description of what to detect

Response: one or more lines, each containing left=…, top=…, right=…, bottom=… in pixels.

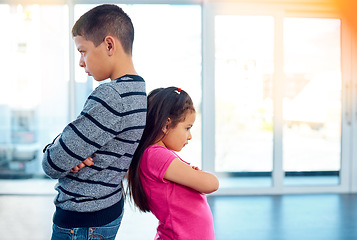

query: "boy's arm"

left=42, top=85, right=125, bottom=179
left=42, top=134, right=61, bottom=153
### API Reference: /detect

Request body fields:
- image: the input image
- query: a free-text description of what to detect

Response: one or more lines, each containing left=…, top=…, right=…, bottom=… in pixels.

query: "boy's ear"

left=104, top=36, right=115, bottom=56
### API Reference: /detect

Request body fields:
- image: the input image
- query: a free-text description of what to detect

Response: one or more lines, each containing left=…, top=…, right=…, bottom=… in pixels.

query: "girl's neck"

left=152, top=140, right=166, bottom=148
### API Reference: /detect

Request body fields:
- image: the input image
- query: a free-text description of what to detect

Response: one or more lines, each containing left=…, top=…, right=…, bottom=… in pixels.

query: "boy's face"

left=74, top=36, right=111, bottom=81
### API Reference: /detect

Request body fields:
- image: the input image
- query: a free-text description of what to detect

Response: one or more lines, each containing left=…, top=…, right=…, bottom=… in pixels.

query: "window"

left=215, top=15, right=274, bottom=187
left=1, top=1, right=356, bottom=195
left=283, top=18, right=341, bottom=185
left=0, top=4, right=69, bottom=179
left=209, top=2, right=350, bottom=193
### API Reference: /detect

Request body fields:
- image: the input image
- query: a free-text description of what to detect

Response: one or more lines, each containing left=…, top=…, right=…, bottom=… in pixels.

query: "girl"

left=127, top=87, right=219, bottom=240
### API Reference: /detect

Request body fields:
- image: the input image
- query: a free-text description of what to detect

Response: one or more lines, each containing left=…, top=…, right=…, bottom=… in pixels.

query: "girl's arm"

left=164, top=158, right=219, bottom=194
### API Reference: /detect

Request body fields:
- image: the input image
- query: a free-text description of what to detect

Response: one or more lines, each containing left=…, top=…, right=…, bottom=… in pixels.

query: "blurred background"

left=0, top=0, right=357, bottom=239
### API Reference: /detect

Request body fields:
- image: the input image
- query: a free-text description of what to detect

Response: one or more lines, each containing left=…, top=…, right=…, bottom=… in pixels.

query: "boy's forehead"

left=74, top=35, right=92, bottom=48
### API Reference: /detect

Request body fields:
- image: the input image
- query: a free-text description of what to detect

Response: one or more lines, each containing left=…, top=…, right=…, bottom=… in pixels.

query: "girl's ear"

left=162, top=118, right=172, bottom=134
left=104, top=36, right=115, bottom=56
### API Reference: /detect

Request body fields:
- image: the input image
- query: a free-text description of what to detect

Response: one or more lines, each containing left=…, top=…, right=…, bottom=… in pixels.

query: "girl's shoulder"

left=141, top=145, right=177, bottom=178
left=145, top=144, right=171, bottom=156
left=144, top=145, right=185, bottom=163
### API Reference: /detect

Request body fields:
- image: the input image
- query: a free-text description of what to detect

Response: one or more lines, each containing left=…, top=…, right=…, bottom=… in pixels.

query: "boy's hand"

left=71, top=157, right=94, bottom=173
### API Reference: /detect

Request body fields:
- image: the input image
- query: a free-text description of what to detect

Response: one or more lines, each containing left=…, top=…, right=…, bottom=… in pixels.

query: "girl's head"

left=127, top=87, right=195, bottom=212
left=145, top=87, right=196, bottom=151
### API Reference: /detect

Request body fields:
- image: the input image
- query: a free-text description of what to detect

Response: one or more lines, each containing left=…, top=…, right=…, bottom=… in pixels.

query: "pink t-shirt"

left=140, top=145, right=215, bottom=240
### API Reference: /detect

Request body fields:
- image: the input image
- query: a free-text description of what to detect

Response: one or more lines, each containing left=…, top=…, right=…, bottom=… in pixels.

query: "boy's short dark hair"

left=72, top=4, right=134, bottom=55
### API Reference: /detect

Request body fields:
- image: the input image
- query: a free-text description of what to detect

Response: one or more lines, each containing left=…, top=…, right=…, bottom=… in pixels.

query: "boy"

left=42, top=4, right=146, bottom=240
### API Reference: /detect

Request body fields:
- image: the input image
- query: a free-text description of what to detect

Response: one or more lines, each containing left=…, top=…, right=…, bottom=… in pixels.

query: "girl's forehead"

left=183, top=111, right=196, bottom=123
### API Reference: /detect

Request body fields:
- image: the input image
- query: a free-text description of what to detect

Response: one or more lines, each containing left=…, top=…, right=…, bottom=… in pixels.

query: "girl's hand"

left=191, top=166, right=201, bottom=171
left=71, top=157, right=94, bottom=173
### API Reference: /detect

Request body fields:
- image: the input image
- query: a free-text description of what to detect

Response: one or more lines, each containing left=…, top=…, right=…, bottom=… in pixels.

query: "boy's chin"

left=94, top=77, right=110, bottom=82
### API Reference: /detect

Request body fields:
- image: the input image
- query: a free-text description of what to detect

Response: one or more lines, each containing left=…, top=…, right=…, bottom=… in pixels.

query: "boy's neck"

left=110, top=59, right=137, bottom=81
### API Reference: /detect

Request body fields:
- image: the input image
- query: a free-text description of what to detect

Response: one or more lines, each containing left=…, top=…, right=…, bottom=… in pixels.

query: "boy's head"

left=72, top=4, right=134, bottom=55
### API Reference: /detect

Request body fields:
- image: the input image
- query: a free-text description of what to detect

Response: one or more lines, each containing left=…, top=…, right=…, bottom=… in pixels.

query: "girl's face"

left=158, top=111, right=196, bottom=152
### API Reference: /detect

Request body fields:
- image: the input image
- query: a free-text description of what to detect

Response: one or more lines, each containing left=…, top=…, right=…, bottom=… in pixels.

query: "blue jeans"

left=51, top=212, right=124, bottom=240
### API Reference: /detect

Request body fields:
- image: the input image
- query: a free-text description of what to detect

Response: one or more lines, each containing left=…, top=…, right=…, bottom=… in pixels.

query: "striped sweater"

left=42, top=74, right=146, bottom=228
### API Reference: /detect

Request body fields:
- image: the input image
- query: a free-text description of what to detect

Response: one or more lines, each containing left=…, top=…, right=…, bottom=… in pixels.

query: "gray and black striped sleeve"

left=42, top=81, right=146, bottom=179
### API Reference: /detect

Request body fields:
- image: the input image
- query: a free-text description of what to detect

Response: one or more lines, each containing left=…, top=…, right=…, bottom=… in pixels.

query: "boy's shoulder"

left=93, top=74, right=145, bottom=94
left=114, top=74, right=145, bottom=84
left=85, top=75, right=146, bottom=113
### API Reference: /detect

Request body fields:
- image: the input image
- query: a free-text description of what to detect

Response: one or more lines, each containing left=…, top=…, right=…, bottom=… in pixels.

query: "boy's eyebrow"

left=75, top=44, right=83, bottom=51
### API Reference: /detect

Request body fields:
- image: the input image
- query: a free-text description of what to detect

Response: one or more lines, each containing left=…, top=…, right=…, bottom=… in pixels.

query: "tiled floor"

left=0, top=180, right=357, bottom=240
left=209, top=194, right=357, bottom=240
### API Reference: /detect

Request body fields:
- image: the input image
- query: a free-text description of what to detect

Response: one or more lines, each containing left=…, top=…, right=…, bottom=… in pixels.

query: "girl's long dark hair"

left=127, top=87, right=195, bottom=212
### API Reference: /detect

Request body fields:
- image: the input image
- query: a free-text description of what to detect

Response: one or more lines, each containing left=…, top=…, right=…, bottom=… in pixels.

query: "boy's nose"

left=79, top=58, right=85, bottom=67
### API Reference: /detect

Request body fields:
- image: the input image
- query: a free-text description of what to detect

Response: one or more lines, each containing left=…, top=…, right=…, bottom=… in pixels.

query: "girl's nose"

left=188, top=132, right=192, bottom=140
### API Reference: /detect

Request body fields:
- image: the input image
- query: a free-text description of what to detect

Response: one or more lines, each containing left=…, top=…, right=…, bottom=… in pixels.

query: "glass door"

left=282, top=18, right=342, bottom=186
left=207, top=2, right=350, bottom=193
left=214, top=15, right=275, bottom=188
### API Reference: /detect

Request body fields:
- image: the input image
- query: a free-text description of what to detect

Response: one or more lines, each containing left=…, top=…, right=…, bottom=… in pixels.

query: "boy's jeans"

left=51, top=212, right=123, bottom=240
